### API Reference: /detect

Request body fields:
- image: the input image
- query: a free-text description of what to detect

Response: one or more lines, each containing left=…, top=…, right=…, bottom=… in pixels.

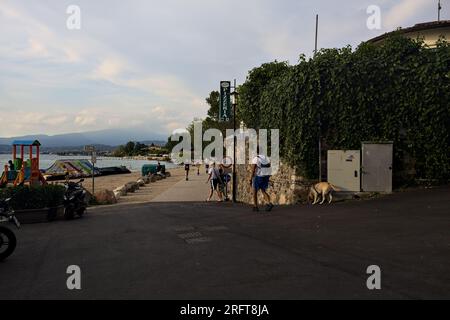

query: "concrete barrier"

left=114, top=185, right=127, bottom=196
left=126, top=181, right=139, bottom=193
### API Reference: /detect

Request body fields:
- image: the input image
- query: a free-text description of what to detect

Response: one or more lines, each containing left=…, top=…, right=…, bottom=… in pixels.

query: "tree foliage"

left=113, top=141, right=150, bottom=157
left=165, top=90, right=232, bottom=154
left=238, top=35, right=450, bottom=183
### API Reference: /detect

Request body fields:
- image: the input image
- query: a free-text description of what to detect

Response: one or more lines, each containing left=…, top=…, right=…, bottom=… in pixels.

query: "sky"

left=0, top=0, right=447, bottom=138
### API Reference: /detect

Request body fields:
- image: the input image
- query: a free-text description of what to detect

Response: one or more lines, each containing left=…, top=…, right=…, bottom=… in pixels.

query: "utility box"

left=361, top=142, right=393, bottom=193
left=327, top=150, right=361, bottom=192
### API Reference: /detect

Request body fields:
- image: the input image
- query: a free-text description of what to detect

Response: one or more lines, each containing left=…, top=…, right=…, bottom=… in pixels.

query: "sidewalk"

left=151, top=167, right=211, bottom=202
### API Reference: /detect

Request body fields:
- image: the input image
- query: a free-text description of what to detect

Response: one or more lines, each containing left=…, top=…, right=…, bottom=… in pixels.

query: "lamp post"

left=231, top=80, right=238, bottom=203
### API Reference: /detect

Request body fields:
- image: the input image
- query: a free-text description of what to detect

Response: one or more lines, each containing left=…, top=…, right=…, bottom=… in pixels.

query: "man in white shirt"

left=249, top=154, right=274, bottom=212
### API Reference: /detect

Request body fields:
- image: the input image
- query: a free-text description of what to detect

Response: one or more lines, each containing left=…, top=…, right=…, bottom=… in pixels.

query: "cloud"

left=0, top=2, right=79, bottom=63
left=0, top=0, right=440, bottom=139
left=384, top=0, right=431, bottom=29
left=91, top=57, right=126, bottom=81
left=74, top=110, right=98, bottom=126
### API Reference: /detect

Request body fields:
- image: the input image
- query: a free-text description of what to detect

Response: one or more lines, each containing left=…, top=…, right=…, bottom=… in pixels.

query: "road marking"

left=178, top=232, right=203, bottom=239
left=185, top=237, right=212, bottom=244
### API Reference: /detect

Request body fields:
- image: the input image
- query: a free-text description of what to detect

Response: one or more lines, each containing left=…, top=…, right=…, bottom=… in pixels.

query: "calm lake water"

left=0, top=154, right=176, bottom=172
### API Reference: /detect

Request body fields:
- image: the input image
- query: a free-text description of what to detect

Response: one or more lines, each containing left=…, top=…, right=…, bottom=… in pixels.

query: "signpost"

left=219, top=81, right=231, bottom=122
left=84, top=145, right=96, bottom=195
left=219, top=80, right=237, bottom=202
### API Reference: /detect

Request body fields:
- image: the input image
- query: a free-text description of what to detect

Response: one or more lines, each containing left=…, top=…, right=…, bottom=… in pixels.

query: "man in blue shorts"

left=249, top=154, right=274, bottom=212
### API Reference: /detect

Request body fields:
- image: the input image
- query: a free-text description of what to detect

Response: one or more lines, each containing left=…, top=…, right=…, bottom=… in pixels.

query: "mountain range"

left=0, top=128, right=167, bottom=148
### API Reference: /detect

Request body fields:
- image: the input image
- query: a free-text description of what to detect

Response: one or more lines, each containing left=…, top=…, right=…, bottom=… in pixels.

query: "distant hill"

left=0, top=128, right=167, bottom=149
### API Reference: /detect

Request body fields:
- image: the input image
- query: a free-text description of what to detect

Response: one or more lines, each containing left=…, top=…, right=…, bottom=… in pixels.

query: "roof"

left=11, top=140, right=41, bottom=146
left=367, top=20, right=450, bottom=44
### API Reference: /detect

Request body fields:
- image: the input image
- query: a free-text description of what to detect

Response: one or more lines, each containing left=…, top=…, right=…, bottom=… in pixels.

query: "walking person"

left=184, top=162, right=190, bottom=181
left=219, top=164, right=231, bottom=201
left=206, top=162, right=223, bottom=202
left=249, top=153, right=274, bottom=212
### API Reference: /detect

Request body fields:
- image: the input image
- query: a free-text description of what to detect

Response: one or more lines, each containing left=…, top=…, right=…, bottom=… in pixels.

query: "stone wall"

left=234, top=161, right=313, bottom=205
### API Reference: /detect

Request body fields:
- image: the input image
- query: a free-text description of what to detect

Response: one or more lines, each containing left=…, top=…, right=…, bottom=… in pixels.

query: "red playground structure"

left=0, top=140, right=47, bottom=187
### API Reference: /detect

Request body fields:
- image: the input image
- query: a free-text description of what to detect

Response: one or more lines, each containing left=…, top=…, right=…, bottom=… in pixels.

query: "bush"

left=0, top=184, right=65, bottom=210
left=238, top=35, right=450, bottom=183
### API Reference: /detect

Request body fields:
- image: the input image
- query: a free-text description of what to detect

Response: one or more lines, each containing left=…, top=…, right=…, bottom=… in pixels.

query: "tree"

left=238, top=61, right=291, bottom=130
left=124, top=141, right=135, bottom=155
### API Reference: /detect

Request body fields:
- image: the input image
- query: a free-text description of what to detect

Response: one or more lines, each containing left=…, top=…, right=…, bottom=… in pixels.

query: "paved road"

left=151, top=168, right=211, bottom=202
left=0, top=186, right=449, bottom=299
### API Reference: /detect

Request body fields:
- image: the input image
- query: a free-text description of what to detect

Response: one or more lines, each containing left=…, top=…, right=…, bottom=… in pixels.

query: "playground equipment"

left=0, top=140, right=47, bottom=188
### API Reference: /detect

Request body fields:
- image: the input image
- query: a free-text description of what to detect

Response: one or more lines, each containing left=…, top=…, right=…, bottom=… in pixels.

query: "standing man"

left=184, top=162, right=190, bottom=181
left=206, top=162, right=223, bottom=202
left=249, top=153, right=274, bottom=212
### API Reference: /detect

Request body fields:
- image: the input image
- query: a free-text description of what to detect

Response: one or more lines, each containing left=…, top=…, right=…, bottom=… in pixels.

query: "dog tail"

left=329, top=183, right=341, bottom=192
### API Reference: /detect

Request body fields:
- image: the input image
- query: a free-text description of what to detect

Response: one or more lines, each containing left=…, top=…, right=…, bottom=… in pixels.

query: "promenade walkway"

left=151, top=167, right=211, bottom=202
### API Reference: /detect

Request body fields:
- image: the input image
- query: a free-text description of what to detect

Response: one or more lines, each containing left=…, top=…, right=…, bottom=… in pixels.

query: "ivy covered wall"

left=237, top=35, right=450, bottom=184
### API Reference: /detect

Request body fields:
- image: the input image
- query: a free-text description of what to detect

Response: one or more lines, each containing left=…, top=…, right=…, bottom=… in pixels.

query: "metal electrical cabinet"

left=361, top=142, right=393, bottom=193
left=327, top=150, right=361, bottom=192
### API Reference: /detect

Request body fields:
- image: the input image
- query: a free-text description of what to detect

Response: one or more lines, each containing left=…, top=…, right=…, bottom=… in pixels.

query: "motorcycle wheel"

left=64, top=207, right=75, bottom=220
left=77, top=208, right=86, bottom=217
left=0, top=226, right=17, bottom=262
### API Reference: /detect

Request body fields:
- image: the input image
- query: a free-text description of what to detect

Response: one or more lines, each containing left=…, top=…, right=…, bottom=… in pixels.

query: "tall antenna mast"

left=314, top=14, right=318, bottom=54
left=438, top=0, right=442, bottom=21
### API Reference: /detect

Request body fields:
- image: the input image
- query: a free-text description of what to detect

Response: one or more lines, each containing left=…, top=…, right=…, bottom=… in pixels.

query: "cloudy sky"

left=0, top=0, right=447, bottom=137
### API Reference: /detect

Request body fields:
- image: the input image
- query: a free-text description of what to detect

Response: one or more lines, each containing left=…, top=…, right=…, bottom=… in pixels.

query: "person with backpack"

left=206, top=162, right=223, bottom=202
left=249, top=154, right=274, bottom=212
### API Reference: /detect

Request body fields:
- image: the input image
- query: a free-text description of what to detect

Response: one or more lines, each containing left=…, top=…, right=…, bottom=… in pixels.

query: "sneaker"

left=265, top=203, right=274, bottom=212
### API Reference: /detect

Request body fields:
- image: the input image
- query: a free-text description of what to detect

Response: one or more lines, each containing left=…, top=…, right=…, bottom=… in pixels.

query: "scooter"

left=0, top=198, right=21, bottom=262
left=64, top=179, right=87, bottom=219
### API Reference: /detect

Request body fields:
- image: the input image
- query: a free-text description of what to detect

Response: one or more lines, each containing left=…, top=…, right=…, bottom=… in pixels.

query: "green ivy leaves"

left=238, top=35, right=450, bottom=183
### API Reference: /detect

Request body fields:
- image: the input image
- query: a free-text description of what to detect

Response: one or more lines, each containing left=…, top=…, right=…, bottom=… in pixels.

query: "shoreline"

left=50, top=166, right=186, bottom=205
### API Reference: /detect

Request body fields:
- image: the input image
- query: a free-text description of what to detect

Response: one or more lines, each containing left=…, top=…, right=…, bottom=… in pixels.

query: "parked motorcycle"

left=0, top=198, right=21, bottom=262
left=64, top=179, right=87, bottom=219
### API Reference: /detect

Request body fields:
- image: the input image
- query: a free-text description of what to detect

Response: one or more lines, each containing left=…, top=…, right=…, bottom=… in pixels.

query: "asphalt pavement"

left=0, top=186, right=449, bottom=299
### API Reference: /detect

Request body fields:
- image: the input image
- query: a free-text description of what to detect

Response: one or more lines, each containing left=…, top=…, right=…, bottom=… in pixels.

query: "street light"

left=230, top=84, right=238, bottom=203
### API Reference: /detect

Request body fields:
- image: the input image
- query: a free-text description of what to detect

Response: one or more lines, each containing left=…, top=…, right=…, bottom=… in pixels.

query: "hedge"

left=0, top=185, right=65, bottom=210
left=237, top=34, right=450, bottom=184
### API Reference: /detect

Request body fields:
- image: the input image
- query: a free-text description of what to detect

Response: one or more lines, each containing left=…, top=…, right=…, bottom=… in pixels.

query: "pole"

left=315, top=14, right=318, bottom=54
left=315, top=14, right=322, bottom=182
left=92, top=159, right=95, bottom=196
left=92, top=151, right=95, bottom=196
left=232, top=79, right=237, bottom=203
left=438, top=0, right=441, bottom=21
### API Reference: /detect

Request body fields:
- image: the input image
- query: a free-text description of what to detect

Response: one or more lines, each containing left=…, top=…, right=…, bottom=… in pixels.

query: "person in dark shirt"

left=8, top=160, right=15, bottom=171
left=156, top=162, right=162, bottom=173
left=184, top=163, right=190, bottom=181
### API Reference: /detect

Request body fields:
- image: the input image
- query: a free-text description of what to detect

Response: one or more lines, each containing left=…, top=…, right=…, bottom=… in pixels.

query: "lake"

left=0, top=154, right=176, bottom=172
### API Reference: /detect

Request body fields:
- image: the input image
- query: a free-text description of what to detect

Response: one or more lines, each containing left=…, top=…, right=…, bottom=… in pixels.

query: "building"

left=368, top=20, right=450, bottom=47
